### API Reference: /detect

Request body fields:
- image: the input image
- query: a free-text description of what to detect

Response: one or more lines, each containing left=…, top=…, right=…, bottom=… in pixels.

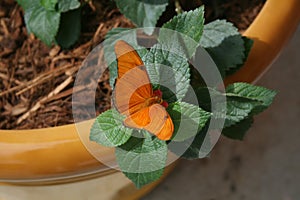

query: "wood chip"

left=11, top=105, right=27, bottom=116
left=0, top=19, right=9, bottom=35
left=49, top=45, right=61, bottom=57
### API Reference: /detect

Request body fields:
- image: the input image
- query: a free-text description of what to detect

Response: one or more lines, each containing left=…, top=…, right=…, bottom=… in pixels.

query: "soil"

left=0, top=0, right=265, bottom=130
left=193, top=0, right=266, bottom=31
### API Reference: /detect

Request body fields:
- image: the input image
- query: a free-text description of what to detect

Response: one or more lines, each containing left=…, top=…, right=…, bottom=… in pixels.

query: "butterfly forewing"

left=114, top=66, right=153, bottom=115
left=114, top=40, right=144, bottom=79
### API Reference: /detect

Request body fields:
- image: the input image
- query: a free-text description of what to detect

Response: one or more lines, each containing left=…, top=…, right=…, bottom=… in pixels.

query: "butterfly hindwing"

left=123, top=104, right=174, bottom=141
left=145, top=104, right=174, bottom=141
left=123, top=107, right=151, bottom=128
left=155, top=113, right=173, bottom=141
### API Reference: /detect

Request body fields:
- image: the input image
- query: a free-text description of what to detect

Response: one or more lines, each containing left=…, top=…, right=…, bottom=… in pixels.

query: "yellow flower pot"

left=1, top=0, right=299, bottom=199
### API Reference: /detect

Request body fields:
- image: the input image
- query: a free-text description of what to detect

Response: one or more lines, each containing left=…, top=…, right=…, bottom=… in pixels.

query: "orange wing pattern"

left=114, top=40, right=174, bottom=141
left=145, top=104, right=174, bottom=140
left=123, top=104, right=173, bottom=141
left=114, top=65, right=153, bottom=116
left=114, top=40, right=144, bottom=79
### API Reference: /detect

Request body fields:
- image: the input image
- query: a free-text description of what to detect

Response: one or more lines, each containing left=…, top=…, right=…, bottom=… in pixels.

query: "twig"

left=16, top=64, right=80, bottom=96
left=88, top=1, right=96, bottom=12
left=0, top=72, right=22, bottom=85
left=175, top=0, right=183, bottom=14
left=15, top=74, right=54, bottom=95
left=93, top=23, right=104, bottom=43
left=72, top=41, right=92, bottom=55
left=0, top=49, right=13, bottom=57
left=43, top=85, right=86, bottom=103
left=45, top=76, right=73, bottom=101
left=17, top=76, right=73, bottom=124
left=0, top=64, right=74, bottom=97
left=52, top=55, right=74, bottom=63
left=0, top=19, right=9, bottom=35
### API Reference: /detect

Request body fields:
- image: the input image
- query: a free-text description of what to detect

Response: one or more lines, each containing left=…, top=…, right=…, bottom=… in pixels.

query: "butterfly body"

left=145, top=96, right=161, bottom=107
left=113, top=40, right=174, bottom=141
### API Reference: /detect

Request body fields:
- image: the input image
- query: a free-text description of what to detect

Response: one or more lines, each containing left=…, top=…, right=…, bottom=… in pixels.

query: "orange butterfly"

left=113, top=40, right=174, bottom=141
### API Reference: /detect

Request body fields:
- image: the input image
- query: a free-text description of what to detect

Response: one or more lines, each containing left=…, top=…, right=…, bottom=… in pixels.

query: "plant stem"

left=175, top=0, right=183, bottom=14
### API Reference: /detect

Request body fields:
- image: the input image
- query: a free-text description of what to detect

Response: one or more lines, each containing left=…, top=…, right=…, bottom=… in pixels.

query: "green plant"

left=16, top=0, right=171, bottom=47
left=114, top=0, right=169, bottom=34
left=16, top=0, right=170, bottom=47
left=16, top=0, right=82, bottom=48
left=15, top=0, right=275, bottom=189
left=90, top=7, right=276, bottom=188
left=16, top=0, right=235, bottom=47
left=113, top=0, right=233, bottom=34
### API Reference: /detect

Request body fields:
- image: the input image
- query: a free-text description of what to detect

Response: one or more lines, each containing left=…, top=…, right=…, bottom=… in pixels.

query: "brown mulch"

left=211, top=0, right=266, bottom=32
left=0, top=0, right=265, bottom=130
left=0, top=0, right=133, bottom=129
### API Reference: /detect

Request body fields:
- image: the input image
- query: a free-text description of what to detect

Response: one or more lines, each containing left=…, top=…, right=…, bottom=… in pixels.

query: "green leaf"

left=169, top=121, right=211, bottom=159
left=226, top=36, right=254, bottom=76
left=17, top=0, right=40, bottom=34
left=188, top=64, right=207, bottom=89
left=218, top=98, right=258, bottom=128
left=124, top=169, right=164, bottom=189
left=57, top=0, right=81, bottom=12
left=184, top=86, right=264, bottom=128
left=24, top=9, right=35, bottom=34
left=213, top=83, right=276, bottom=130
left=115, top=0, right=168, bottom=35
left=41, top=0, right=58, bottom=11
left=200, top=20, right=246, bottom=78
left=16, top=0, right=39, bottom=11
left=145, top=44, right=190, bottom=102
left=200, top=19, right=239, bottom=48
left=18, top=0, right=81, bottom=46
left=226, top=82, right=277, bottom=114
left=222, top=117, right=254, bottom=140
left=182, top=125, right=211, bottom=159
left=167, top=102, right=211, bottom=141
left=159, top=6, right=205, bottom=58
left=90, top=109, right=132, bottom=147
left=242, top=36, right=254, bottom=62
left=184, top=84, right=275, bottom=142
left=116, top=131, right=167, bottom=188
left=28, top=7, right=60, bottom=46
left=184, top=87, right=225, bottom=112
left=205, top=35, right=245, bottom=78
left=55, top=8, right=81, bottom=48
left=187, top=87, right=256, bottom=128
